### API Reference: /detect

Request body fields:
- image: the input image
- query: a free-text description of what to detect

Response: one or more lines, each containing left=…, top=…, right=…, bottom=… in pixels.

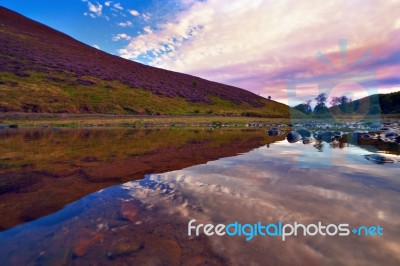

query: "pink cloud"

left=119, top=0, right=400, bottom=104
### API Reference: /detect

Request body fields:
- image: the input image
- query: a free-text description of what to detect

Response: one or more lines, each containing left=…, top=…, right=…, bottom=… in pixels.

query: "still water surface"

left=0, top=127, right=399, bottom=265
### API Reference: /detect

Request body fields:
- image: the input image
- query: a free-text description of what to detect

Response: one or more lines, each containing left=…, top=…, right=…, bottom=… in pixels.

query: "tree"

left=330, top=96, right=352, bottom=114
left=294, top=100, right=312, bottom=115
left=315, top=93, right=327, bottom=105
left=330, top=96, right=342, bottom=106
left=268, top=96, right=271, bottom=100
left=314, top=93, right=329, bottom=115
left=314, top=103, right=329, bottom=114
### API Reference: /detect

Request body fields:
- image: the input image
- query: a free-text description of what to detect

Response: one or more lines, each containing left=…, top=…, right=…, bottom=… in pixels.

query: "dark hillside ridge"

left=330, top=91, right=400, bottom=115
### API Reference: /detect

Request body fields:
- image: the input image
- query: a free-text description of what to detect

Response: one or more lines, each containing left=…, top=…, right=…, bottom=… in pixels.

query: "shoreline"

left=0, top=112, right=398, bottom=128
left=0, top=113, right=289, bottom=128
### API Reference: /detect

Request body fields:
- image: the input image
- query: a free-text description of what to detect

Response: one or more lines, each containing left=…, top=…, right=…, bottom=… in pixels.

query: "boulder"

left=332, top=131, right=343, bottom=138
left=267, top=128, right=282, bottom=136
left=286, top=131, right=301, bottom=143
left=384, top=130, right=399, bottom=139
left=296, top=128, right=311, bottom=138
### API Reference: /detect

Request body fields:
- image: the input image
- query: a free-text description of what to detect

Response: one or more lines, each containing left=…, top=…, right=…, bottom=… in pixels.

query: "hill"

left=0, top=7, right=289, bottom=117
left=330, top=91, right=400, bottom=116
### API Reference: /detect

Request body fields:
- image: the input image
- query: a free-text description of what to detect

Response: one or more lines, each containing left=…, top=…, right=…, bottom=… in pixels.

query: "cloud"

left=113, top=3, right=123, bottom=10
left=85, top=1, right=103, bottom=17
left=84, top=12, right=96, bottom=18
left=129, top=9, right=140, bottom=16
left=142, top=13, right=151, bottom=21
left=118, top=0, right=400, bottom=103
left=104, top=1, right=112, bottom=7
left=143, top=26, right=152, bottom=34
left=112, top=33, right=133, bottom=41
left=118, top=21, right=133, bottom=27
left=92, top=44, right=100, bottom=49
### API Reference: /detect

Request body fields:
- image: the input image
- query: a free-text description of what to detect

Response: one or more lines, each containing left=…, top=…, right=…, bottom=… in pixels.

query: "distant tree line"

left=294, top=90, right=399, bottom=116
left=293, top=93, right=331, bottom=116
left=294, top=93, right=362, bottom=116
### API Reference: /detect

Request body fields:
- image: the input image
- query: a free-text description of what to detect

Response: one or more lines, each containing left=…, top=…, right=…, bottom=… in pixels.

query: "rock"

left=73, top=232, right=104, bottom=257
left=314, top=131, right=334, bottom=142
left=332, top=131, right=343, bottom=138
left=286, top=131, right=301, bottom=143
left=143, top=238, right=182, bottom=265
left=302, top=137, right=312, bottom=144
left=322, top=131, right=334, bottom=139
left=35, top=248, right=72, bottom=266
left=361, top=134, right=371, bottom=139
left=396, top=136, right=400, bottom=144
left=364, top=154, right=396, bottom=164
left=313, top=131, right=324, bottom=140
left=267, top=128, right=282, bottom=136
left=107, top=240, right=144, bottom=259
left=119, top=202, right=138, bottom=223
left=8, top=124, right=18, bottom=129
left=296, top=128, right=311, bottom=138
left=384, top=130, right=399, bottom=138
left=368, top=133, right=379, bottom=139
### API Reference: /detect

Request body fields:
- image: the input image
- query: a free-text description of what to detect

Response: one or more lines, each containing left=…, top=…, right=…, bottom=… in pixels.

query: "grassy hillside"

left=378, top=91, right=400, bottom=114
left=0, top=7, right=289, bottom=117
left=330, top=91, right=400, bottom=116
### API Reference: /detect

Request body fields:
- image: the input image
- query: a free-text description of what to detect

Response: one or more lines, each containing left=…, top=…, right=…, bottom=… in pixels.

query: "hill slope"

left=330, top=91, right=400, bottom=116
left=0, top=7, right=289, bottom=117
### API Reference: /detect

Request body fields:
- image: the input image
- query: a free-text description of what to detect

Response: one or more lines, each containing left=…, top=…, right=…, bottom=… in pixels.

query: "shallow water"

left=0, top=127, right=399, bottom=265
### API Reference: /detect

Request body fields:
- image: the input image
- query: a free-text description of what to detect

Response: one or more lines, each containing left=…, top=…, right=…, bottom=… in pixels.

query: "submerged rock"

left=119, top=202, right=139, bottom=223
left=73, top=232, right=104, bottom=257
left=364, top=154, right=396, bottom=164
left=286, top=131, right=301, bottom=143
left=107, top=240, right=144, bottom=259
left=35, top=247, right=71, bottom=266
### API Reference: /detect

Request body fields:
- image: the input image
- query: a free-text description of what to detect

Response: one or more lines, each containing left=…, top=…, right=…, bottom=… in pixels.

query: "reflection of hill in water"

left=0, top=128, right=284, bottom=230
left=1, top=139, right=399, bottom=265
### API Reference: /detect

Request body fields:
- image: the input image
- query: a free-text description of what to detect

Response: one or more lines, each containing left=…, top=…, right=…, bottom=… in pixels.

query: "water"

left=0, top=127, right=399, bottom=265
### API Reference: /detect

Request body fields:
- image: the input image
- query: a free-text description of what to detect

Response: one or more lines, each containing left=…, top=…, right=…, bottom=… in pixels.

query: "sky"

left=1, top=0, right=400, bottom=105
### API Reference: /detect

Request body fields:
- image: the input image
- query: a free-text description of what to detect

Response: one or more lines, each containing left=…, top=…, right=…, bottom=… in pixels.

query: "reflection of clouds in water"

left=295, top=185, right=353, bottom=201
left=122, top=141, right=400, bottom=265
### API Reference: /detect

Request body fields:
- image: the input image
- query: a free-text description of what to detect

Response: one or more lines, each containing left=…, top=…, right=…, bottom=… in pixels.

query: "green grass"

left=0, top=71, right=290, bottom=117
